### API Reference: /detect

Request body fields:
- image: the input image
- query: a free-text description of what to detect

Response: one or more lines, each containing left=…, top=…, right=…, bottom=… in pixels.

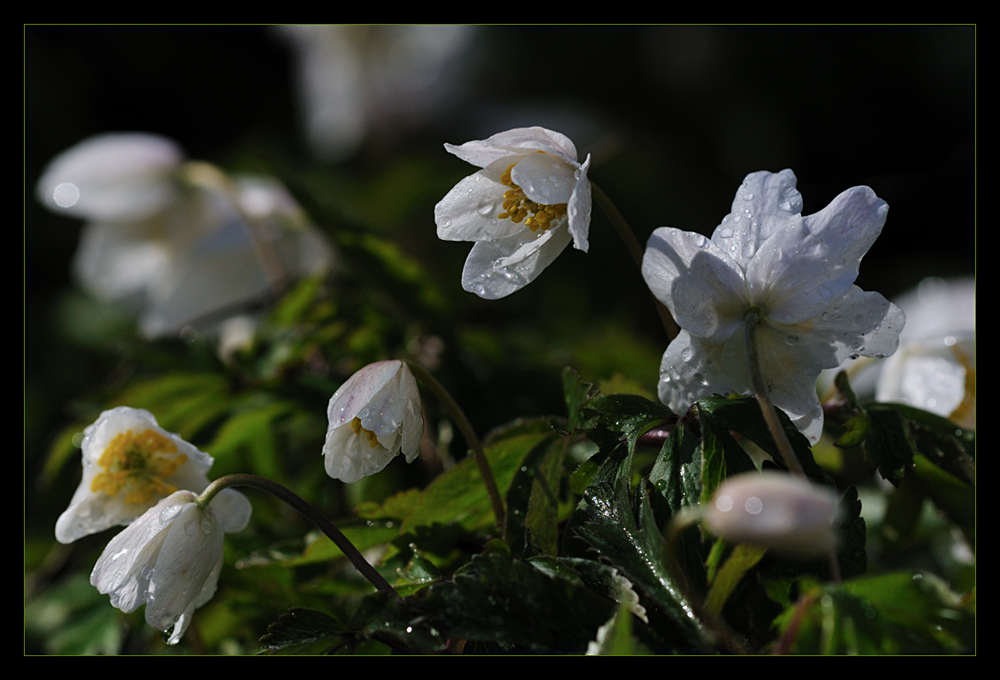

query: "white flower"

left=435, top=126, right=592, bottom=299
left=323, top=360, right=423, bottom=483
left=90, top=489, right=244, bottom=645
left=56, top=407, right=251, bottom=544
left=876, top=277, right=975, bottom=427
left=704, top=472, right=840, bottom=556
left=276, top=25, right=475, bottom=161
left=642, top=169, right=905, bottom=443
left=36, top=133, right=335, bottom=338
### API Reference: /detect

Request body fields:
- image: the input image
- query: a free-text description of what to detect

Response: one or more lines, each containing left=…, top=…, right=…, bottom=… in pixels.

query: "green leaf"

left=704, top=543, right=768, bottom=617
left=572, top=479, right=712, bottom=652
left=562, top=366, right=598, bottom=432
left=206, top=400, right=297, bottom=480
left=525, top=438, right=568, bottom=556
left=774, top=572, right=975, bottom=654
left=414, top=554, right=617, bottom=653
left=258, top=607, right=352, bottom=655
left=118, top=372, right=232, bottom=440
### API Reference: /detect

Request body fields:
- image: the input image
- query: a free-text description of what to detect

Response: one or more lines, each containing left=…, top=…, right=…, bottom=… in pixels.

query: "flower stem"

left=197, top=473, right=400, bottom=599
left=404, top=359, right=506, bottom=536
left=743, top=308, right=805, bottom=477
left=590, top=181, right=679, bottom=341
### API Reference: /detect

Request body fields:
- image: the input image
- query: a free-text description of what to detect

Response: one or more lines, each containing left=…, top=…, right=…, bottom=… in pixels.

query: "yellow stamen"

left=350, top=417, right=381, bottom=448
left=497, top=162, right=568, bottom=231
left=91, top=429, right=188, bottom=505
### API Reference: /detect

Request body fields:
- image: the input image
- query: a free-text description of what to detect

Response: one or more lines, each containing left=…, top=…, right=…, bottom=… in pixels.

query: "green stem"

left=404, top=360, right=506, bottom=536
left=198, top=473, right=400, bottom=599
left=743, top=308, right=805, bottom=477
left=590, top=181, right=679, bottom=341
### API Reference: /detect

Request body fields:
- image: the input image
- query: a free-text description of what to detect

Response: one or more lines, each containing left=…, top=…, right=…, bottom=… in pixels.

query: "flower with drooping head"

left=323, top=360, right=423, bottom=483
left=642, top=169, right=905, bottom=442
left=36, top=132, right=335, bottom=338
left=704, top=471, right=840, bottom=556
left=56, top=406, right=250, bottom=544
left=435, top=126, right=592, bottom=299
left=90, top=489, right=250, bottom=645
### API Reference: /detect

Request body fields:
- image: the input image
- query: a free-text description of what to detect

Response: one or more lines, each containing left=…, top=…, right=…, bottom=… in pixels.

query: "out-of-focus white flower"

left=56, top=407, right=251, bottom=544
left=704, top=472, right=840, bottom=556
left=876, top=277, right=975, bottom=428
left=642, top=169, right=905, bottom=443
left=276, top=25, right=474, bottom=161
left=36, top=133, right=335, bottom=338
left=91, top=489, right=245, bottom=644
left=323, top=360, right=423, bottom=483
left=435, top=127, right=592, bottom=299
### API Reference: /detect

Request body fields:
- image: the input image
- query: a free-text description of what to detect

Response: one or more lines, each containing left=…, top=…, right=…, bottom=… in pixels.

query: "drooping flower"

left=90, top=489, right=249, bottom=644
left=435, top=126, right=592, bottom=299
left=704, top=472, right=840, bottom=556
left=642, top=169, right=905, bottom=443
left=36, top=133, right=335, bottom=338
left=56, top=407, right=250, bottom=544
left=323, top=360, right=423, bottom=483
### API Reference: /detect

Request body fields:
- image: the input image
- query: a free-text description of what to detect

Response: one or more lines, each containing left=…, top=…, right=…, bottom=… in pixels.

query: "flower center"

left=91, top=429, right=188, bottom=505
left=497, top=159, right=568, bottom=232
left=351, top=417, right=381, bottom=448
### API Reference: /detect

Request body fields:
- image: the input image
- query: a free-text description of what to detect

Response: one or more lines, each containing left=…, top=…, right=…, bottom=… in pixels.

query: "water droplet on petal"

left=719, top=227, right=734, bottom=238
left=785, top=334, right=799, bottom=345
left=681, top=346, right=693, bottom=361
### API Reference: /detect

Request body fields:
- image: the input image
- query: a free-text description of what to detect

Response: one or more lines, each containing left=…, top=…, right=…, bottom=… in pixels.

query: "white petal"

left=749, top=186, right=888, bottom=324
left=461, top=225, right=573, bottom=300
left=643, top=228, right=748, bottom=344
left=72, top=221, right=173, bottom=301
left=444, top=126, right=578, bottom=168
left=877, top=332, right=974, bottom=419
left=207, top=488, right=253, bottom=533
left=435, top=158, right=527, bottom=242
left=37, top=133, right=183, bottom=221
left=705, top=472, right=839, bottom=556
left=145, top=503, right=224, bottom=643
left=567, top=154, right=592, bottom=252
left=510, top=151, right=577, bottom=206
left=326, top=360, right=404, bottom=429
left=657, top=331, right=734, bottom=417
left=712, top=169, right=802, bottom=271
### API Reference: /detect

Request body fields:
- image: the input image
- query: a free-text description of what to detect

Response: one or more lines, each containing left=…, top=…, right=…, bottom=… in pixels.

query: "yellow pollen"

left=350, top=417, right=381, bottom=448
left=91, top=429, right=187, bottom=505
left=497, top=162, right=568, bottom=232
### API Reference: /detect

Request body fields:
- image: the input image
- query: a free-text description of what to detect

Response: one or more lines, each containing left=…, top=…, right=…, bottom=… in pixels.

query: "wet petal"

left=643, top=227, right=748, bottom=344
left=461, top=226, right=572, bottom=300
left=435, top=158, right=527, bottom=242
left=713, top=169, right=802, bottom=270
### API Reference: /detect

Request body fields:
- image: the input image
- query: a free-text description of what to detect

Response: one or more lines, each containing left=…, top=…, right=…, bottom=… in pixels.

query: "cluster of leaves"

left=249, top=370, right=973, bottom=655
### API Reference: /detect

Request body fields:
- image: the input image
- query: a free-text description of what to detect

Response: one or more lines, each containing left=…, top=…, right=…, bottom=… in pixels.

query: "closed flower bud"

left=704, top=472, right=840, bottom=556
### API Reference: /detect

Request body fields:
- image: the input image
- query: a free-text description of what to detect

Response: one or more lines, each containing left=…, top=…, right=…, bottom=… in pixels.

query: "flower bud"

left=704, top=472, right=840, bottom=556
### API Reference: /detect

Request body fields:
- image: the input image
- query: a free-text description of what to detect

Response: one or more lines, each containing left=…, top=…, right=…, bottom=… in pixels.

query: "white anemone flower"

left=435, top=126, right=592, bottom=299
left=90, top=489, right=247, bottom=645
left=704, top=472, right=840, bottom=556
left=56, top=407, right=251, bottom=544
left=875, top=277, right=975, bottom=428
left=36, top=133, right=335, bottom=338
left=323, top=360, right=423, bottom=483
left=642, top=169, right=905, bottom=443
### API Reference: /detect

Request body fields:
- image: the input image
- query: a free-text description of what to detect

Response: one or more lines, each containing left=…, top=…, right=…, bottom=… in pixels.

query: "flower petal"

left=712, top=169, right=802, bottom=271
left=435, top=158, right=528, bottom=242
left=510, top=151, right=577, bottom=206
left=643, top=227, right=748, bottom=344
left=657, top=331, right=733, bottom=417
left=748, top=186, right=888, bottom=324
left=37, top=133, right=183, bottom=221
left=444, top=126, right=578, bottom=167
left=567, top=154, right=592, bottom=252
left=326, top=360, right=405, bottom=429
left=461, top=225, right=573, bottom=300
left=207, top=488, right=253, bottom=534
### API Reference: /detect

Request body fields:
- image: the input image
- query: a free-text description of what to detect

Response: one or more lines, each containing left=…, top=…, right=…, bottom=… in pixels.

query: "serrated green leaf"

left=258, top=607, right=352, bottom=654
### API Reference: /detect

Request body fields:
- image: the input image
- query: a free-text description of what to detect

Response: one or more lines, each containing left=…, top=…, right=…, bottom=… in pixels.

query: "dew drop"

left=744, top=193, right=753, bottom=200
left=184, top=518, right=199, bottom=536
left=680, top=346, right=693, bottom=361
left=476, top=200, right=495, bottom=216
left=718, top=227, right=734, bottom=238
left=785, top=333, right=799, bottom=345
left=693, top=372, right=708, bottom=386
